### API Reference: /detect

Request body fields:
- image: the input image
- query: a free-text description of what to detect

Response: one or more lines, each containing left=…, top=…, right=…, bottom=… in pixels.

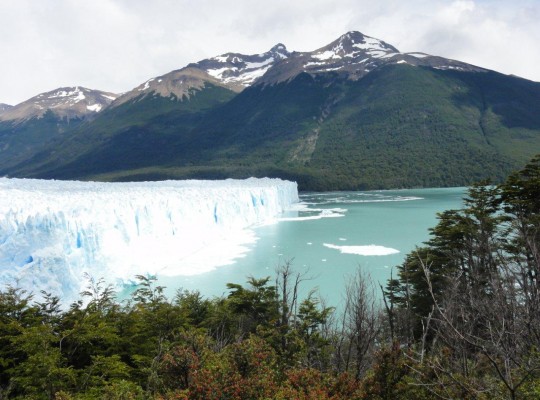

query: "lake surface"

left=158, top=187, right=466, bottom=308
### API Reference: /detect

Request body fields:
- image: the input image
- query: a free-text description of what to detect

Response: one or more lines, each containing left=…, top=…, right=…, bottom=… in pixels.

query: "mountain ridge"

left=1, top=31, right=539, bottom=190
left=0, top=86, right=118, bottom=122
left=257, top=31, right=486, bottom=86
left=110, top=43, right=291, bottom=108
left=1, top=30, right=529, bottom=113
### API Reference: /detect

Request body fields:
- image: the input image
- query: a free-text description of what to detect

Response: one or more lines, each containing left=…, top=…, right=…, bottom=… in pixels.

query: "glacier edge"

left=0, top=177, right=299, bottom=304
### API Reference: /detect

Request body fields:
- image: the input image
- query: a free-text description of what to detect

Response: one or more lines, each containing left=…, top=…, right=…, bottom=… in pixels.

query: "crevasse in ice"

left=0, top=177, right=298, bottom=303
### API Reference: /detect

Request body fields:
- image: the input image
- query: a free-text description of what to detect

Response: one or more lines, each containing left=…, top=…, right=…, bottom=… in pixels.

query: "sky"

left=1, top=0, right=540, bottom=105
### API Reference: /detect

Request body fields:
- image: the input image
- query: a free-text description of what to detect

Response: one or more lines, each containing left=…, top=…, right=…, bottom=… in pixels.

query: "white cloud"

left=0, top=0, right=539, bottom=105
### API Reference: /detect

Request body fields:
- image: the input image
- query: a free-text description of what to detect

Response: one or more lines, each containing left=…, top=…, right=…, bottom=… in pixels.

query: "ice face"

left=0, top=178, right=299, bottom=304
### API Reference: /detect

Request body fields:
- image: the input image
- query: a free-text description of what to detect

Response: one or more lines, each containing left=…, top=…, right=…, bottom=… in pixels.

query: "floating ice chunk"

left=278, top=207, right=346, bottom=222
left=323, top=243, right=400, bottom=256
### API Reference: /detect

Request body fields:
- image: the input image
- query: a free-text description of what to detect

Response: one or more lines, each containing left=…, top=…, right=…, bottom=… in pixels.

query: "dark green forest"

left=0, top=111, right=85, bottom=173
left=1, top=155, right=539, bottom=399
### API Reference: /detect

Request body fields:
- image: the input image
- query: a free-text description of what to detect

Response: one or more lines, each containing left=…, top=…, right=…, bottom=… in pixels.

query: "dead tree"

left=337, top=268, right=381, bottom=379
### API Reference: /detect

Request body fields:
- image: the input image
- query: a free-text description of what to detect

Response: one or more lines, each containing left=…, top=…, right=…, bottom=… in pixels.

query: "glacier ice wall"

left=0, top=177, right=298, bottom=303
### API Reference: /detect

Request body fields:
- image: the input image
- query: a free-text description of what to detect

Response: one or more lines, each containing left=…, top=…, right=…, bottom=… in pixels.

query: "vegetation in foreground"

left=1, top=155, right=539, bottom=399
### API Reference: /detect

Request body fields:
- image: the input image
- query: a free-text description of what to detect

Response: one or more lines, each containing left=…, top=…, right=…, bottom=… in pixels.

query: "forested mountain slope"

left=2, top=32, right=540, bottom=190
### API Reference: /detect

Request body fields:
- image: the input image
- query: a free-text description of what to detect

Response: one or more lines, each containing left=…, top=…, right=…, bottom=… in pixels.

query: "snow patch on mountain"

left=407, top=52, right=429, bottom=58
left=206, top=67, right=235, bottom=80
left=138, top=78, right=155, bottom=92
left=352, top=37, right=389, bottom=51
left=86, top=104, right=102, bottom=112
left=101, top=94, right=118, bottom=101
left=46, top=87, right=87, bottom=103
left=212, top=55, right=229, bottom=63
left=199, top=47, right=288, bottom=89
left=234, top=65, right=273, bottom=84
left=312, top=50, right=342, bottom=61
left=245, top=58, right=275, bottom=69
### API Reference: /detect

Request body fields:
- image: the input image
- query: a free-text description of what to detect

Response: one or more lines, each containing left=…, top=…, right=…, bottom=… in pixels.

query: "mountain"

left=190, top=43, right=290, bottom=90
left=0, top=87, right=117, bottom=122
left=111, top=43, right=290, bottom=107
left=259, top=31, right=484, bottom=85
left=0, top=45, right=292, bottom=178
left=0, top=103, right=12, bottom=114
left=0, top=87, right=118, bottom=173
left=2, top=31, right=540, bottom=190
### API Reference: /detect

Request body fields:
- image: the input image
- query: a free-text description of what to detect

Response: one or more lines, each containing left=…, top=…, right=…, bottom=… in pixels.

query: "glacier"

left=0, top=177, right=298, bottom=303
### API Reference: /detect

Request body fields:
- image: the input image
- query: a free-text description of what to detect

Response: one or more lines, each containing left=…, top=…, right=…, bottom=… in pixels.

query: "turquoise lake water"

left=158, top=187, right=466, bottom=308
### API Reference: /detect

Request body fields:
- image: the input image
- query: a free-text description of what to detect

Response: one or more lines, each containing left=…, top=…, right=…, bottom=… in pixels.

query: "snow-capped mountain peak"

left=112, top=30, right=488, bottom=108
left=308, top=32, right=398, bottom=63
left=194, top=43, right=290, bottom=89
left=45, top=87, right=86, bottom=102
left=112, top=44, right=291, bottom=107
left=0, top=87, right=119, bottom=122
left=271, top=43, right=287, bottom=52
left=257, top=31, right=486, bottom=85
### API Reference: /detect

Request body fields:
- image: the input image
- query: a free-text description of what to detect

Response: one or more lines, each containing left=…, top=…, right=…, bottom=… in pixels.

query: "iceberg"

left=323, top=243, right=400, bottom=256
left=0, top=177, right=298, bottom=303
